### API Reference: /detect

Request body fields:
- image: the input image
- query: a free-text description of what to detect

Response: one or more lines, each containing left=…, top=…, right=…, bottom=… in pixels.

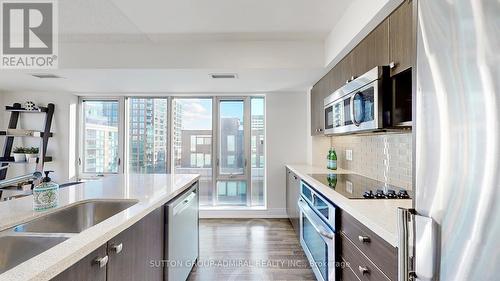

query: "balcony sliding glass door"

left=216, top=98, right=250, bottom=206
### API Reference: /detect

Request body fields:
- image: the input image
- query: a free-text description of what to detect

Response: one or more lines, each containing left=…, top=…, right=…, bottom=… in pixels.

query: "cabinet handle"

left=93, top=255, right=109, bottom=268
left=358, top=235, right=370, bottom=243
left=345, top=76, right=357, bottom=84
left=389, top=61, right=397, bottom=69
left=358, top=265, right=369, bottom=275
left=111, top=243, right=123, bottom=254
left=318, top=128, right=323, bottom=132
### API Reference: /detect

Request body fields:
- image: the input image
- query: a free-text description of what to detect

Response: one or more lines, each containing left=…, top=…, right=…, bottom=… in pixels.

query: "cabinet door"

left=350, top=20, right=390, bottom=78
left=51, top=245, right=107, bottom=281
left=289, top=172, right=301, bottom=238
left=334, top=55, right=354, bottom=91
left=310, top=79, right=328, bottom=136
left=107, top=207, right=164, bottom=281
left=389, top=0, right=415, bottom=76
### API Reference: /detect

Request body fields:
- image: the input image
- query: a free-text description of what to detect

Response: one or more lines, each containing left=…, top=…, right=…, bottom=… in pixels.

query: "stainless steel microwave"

left=324, top=66, right=391, bottom=135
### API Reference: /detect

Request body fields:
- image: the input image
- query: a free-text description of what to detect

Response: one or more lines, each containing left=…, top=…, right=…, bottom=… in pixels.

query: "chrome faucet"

left=0, top=171, right=43, bottom=188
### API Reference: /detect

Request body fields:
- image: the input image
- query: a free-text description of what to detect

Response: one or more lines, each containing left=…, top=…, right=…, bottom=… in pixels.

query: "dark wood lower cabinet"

left=107, top=207, right=164, bottom=281
left=51, top=207, right=164, bottom=281
left=341, top=258, right=361, bottom=281
left=52, top=245, right=107, bottom=281
left=341, top=211, right=397, bottom=279
left=341, top=233, right=390, bottom=281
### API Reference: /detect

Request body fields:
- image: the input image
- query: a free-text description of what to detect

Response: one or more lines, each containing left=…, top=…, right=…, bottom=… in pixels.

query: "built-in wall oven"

left=298, top=180, right=336, bottom=281
left=324, top=66, right=391, bottom=135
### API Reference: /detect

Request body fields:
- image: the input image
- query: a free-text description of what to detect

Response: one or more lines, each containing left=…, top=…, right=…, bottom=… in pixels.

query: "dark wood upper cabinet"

left=52, top=245, right=107, bottom=281
left=389, top=0, right=416, bottom=76
left=107, top=207, right=164, bottom=281
left=310, top=1, right=415, bottom=135
left=310, top=77, right=329, bottom=135
left=331, top=56, right=352, bottom=94
left=349, top=19, right=390, bottom=79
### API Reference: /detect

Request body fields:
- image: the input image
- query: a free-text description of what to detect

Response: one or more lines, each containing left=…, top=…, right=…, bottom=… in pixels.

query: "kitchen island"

left=0, top=173, right=199, bottom=281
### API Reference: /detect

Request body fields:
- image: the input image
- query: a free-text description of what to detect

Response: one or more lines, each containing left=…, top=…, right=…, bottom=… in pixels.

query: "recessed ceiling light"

left=31, top=74, right=63, bottom=79
left=209, top=73, right=238, bottom=79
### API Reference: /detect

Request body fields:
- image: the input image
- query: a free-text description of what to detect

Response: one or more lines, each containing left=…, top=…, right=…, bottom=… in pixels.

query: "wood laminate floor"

left=187, top=219, right=316, bottom=281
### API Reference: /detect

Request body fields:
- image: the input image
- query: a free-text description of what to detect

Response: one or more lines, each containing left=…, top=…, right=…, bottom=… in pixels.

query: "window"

left=80, top=96, right=265, bottom=209
left=251, top=97, right=265, bottom=206
left=127, top=98, right=168, bottom=174
left=81, top=100, right=120, bottom=174
left=172, top=98, right=213, bottom=206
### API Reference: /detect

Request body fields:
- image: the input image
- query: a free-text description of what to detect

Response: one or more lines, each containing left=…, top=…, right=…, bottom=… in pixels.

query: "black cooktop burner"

left=308, top=173, right=412, bottom=199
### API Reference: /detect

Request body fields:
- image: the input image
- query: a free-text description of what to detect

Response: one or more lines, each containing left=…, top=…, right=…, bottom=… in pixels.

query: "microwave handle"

left=351, top=92, right=362, bottom=127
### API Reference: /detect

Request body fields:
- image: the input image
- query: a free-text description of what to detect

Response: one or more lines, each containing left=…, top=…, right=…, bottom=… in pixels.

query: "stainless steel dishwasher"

left=165, top=182, right=199, bottom=281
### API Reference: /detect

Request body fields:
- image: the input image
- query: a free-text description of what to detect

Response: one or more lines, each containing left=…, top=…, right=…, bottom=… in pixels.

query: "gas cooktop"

left=308, top=173, right=412, bottom=199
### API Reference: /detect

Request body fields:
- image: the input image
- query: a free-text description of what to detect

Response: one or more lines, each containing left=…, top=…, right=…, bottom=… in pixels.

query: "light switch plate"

left=346, top=149, right=353, bottom=161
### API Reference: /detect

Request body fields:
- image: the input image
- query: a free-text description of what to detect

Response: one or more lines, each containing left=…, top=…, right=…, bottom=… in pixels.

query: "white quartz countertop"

left=0, top=173, right=199, bottom=281
left=286, top=164, right=412, bottom=247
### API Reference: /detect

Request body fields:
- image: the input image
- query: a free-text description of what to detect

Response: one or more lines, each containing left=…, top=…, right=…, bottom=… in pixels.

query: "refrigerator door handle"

left=398, top=208, right=437, bottom=281
left=414, top=213, right=437, bottom=281
left=397, top=208, right=413, bottom=281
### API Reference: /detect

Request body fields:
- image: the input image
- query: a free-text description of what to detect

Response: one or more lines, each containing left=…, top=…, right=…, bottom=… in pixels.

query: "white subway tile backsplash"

left=330, top=133, right=413, bottom=190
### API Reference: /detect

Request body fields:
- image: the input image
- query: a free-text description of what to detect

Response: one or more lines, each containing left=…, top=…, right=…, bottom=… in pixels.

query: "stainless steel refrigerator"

left=398, top=0, right=500, bottom=280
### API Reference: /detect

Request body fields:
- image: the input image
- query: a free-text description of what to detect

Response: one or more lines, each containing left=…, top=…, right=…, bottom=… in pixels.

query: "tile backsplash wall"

left=331, top=133, right=413, bottom=190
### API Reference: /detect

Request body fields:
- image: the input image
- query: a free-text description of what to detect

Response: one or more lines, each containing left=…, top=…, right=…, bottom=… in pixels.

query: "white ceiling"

left=0, top=0, right=353, bottom=93
left=59, top=0, right=350, bottom=38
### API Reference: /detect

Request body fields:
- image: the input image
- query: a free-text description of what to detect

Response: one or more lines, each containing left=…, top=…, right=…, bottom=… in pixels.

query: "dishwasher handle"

left=173, top=191, right=197, bottom=215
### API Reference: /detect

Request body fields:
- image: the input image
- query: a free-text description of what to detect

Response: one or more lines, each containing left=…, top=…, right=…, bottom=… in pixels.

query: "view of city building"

left=128, top=98, right=168, bottom=173
left=82, top=97, right=264, bottom=207
left=82, top=100, right=119, bottom=174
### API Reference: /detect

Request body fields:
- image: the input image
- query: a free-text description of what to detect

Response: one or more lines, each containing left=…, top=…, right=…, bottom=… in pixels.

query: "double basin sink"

left=0, top=199, right=138, bottom=274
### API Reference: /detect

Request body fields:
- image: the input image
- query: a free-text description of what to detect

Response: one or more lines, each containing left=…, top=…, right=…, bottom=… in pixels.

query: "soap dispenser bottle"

left=33, top=171, right=59, bottom=211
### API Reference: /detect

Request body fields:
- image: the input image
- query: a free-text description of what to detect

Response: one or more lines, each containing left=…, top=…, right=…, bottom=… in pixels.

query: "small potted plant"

left=12, top=147, right=26, bottom=162
left=25, top=147, right=39, bottom=161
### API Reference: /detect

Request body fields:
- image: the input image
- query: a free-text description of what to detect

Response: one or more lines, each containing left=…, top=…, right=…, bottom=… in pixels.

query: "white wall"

left=265, top=91, right=309, bottom=216
left=0, top=92, right=79, bottom=183
left=60, top=40, right=324, bottom=69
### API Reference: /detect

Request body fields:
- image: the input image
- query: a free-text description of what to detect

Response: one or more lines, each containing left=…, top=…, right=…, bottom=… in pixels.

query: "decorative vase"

left=13, top=153, right=26, bottom=162
left=25, top=153, right=38, bottom=162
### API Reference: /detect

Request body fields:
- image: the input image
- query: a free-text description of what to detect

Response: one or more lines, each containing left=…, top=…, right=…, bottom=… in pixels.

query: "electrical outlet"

left=346, top=149, right=353, bottom=161
left=346, top=181, right=353, bottom=194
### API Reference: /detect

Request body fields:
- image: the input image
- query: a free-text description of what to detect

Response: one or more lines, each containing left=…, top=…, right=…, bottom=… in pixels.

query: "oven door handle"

left=298, top=199, right=334, bottom=240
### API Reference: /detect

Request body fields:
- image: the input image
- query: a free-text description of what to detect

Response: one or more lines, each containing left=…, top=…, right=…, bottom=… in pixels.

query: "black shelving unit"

left=0, top=103, right=55, bottom=185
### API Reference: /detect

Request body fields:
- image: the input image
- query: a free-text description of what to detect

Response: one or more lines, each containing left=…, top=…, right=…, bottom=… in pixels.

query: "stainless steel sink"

left=14, top=199, right=138, bottom=233
left=0, top=235, right=68, bottom=274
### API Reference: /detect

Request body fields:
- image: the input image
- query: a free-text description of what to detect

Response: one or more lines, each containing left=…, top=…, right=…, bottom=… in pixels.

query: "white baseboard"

left=200, top=208, right=287, bottom=218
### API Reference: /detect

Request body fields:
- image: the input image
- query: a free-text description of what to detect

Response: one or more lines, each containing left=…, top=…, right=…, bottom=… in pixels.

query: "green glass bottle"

left=331, top=148, right=337, bottom=170
left=327, top=148, right=332, bottom=169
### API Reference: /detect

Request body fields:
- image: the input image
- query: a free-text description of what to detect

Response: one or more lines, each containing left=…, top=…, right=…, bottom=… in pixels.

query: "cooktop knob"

left=386, top=189, right=397, bottom=199
left=363, top=190, right=374, bottom=199
left=375, top=189, right=385, bottom=199
left=398, top=189, right=410, bottom=199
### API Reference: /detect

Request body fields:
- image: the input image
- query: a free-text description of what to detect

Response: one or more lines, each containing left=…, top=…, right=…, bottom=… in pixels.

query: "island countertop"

left=0, top=173, right=199, bottom=281
left=286, top=164, right=412, bottom=247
